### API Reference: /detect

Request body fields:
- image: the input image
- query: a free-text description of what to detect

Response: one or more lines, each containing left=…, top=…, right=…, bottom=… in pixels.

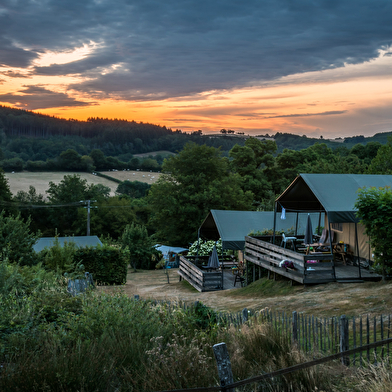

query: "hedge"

left=74, top=246, right=128, bottom=285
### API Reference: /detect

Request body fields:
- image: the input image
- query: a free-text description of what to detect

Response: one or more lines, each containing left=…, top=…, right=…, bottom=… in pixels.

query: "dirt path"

left=98, top=268, right=392, bottom=317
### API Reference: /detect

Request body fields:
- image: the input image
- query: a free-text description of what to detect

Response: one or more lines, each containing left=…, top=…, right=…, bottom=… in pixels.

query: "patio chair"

left=281, top=233, right=297, bottom=250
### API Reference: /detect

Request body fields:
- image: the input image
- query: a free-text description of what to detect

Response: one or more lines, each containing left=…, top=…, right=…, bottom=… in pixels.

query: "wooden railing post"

left=213, top=342, right=235, bottom=392
left=292, top=311, right=298, bottom=344
left=340, top=315, right=350, bottom=366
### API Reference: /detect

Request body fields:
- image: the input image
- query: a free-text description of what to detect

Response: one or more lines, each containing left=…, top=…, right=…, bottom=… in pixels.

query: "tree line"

left=0, top=136, right=391, bottom=250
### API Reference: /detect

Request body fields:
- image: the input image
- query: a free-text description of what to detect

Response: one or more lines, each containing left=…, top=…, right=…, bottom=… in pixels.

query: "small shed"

left=33, top=235, right=103, bottom=253
left=199, top=209, right=324, bottom=250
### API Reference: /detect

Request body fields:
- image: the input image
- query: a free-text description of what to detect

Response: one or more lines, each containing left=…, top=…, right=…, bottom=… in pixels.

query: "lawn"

left=5, top=170, right=161, bottom=198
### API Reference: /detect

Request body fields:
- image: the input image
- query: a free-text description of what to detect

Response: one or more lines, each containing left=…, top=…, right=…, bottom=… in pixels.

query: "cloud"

left=266, top=110, right=348, bottom=119
left=0, top=85, right=94, bottom=109
left=1, top=0, right=392, bottom=101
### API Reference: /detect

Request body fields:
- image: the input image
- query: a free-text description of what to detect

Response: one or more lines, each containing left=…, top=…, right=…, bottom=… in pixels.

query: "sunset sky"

left=1, top=1, right=392, bottom=138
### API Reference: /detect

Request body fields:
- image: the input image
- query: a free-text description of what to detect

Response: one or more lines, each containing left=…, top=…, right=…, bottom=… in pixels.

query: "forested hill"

left=0, top=105, right=391, bottom=155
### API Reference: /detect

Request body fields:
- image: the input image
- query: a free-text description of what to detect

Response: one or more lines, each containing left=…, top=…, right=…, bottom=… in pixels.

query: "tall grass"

left=0, top=260, right=379, bottom=391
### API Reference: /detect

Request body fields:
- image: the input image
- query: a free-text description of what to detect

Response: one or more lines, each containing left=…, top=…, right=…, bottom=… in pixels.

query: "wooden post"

left=134, top=294, right=139, bottom=300
left=292, top=311, right=298, bottom=344
left=242, top=308, right=248, bottom=323
left=213, top=343, right=234, bottom=392
left=339, top=315, right=350, bottom=366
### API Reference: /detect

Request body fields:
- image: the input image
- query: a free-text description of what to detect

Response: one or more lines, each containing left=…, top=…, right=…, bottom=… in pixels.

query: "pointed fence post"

left=242, top=308, right=248, bottom=323
left=292, top=311, right=298, bottom=344
left=339, top=315, right=350, bottom=366
left=213, top=343, right=234, bottom=392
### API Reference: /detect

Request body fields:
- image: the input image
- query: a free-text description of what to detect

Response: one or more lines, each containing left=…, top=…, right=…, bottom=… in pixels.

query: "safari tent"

left=275, top=173, right=392, bottom=266
left=199, top=209, right=324, bottom=250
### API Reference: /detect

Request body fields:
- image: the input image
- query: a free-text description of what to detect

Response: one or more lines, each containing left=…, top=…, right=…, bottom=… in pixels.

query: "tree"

left=116, top=180, right=151, bottom=198
left=0, top=168, right=12, bottom=202
left=89, top=149, right=107, bottom=170
left=46, top=174, right=110, bottom=236
left=148, top=143, right=253, bottom=246
left=355, top=186, right=392, bottom=279
left=229, top=138, right=276, bottom=208
left=120, top=222, right=156, bottom=270
left=88, top=196, right=138, bottom=239
left=368, top=137, right=392, bottom=174
left=0, top=211, right=39, bottom=266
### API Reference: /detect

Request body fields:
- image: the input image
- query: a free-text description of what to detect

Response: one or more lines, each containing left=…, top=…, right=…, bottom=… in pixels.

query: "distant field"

left=6, top=170, right=162, bottom=199
left=133, top=150, right=175, bottom=158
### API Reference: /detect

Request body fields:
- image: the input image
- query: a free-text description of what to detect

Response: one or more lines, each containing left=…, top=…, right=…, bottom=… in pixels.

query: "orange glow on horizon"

left=2, top=50, right=392, bottom=138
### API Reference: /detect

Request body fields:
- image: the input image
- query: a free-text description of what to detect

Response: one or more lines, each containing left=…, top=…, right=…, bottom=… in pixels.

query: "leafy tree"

left=46, top=174, right=110, bottom=236
left=368, top=137, right=392, bottom=174
left=89, top=149, right=107, bottom=170
left=58, top=149, right=82, bottom=171
left=0, top=168, right=12, bottom=202
left=88, top=196, right=138, bottom=239
left=116, top=180, right=151, bottom=198
left=355, top=186, right=392, bottom=279
left=148, top=142, right=253, bottom=246
left=0, top=211, right=39, bottom=266
left=120, top=222, right=156, bottom=270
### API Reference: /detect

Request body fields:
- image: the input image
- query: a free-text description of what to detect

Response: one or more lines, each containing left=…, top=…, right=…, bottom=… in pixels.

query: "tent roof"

left=276, top=173, right=392, bottom=223
left=199, top=209, right=323, bottom=250
left=155, top=245, right=188, bottom=255
left=33, top=236, right=102, bottom=253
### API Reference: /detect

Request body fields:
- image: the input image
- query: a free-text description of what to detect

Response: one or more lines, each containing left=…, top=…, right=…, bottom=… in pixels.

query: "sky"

left=1, top=1, right=392, bottom=139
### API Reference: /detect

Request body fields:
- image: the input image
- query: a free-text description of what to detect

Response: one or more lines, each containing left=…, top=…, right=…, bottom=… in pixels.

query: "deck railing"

left=245, top=235, right=334, bottom=284
left=178, top=256, right=223, bottom=292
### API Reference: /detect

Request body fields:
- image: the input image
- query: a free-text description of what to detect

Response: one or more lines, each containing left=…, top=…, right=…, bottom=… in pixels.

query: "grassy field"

left=102, top=268, right=392, bottom=318
left=6, top=170, right=162, bottom=198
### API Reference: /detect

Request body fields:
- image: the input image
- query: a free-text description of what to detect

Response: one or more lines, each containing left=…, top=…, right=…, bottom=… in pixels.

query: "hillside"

left=0, top=105, right=390, bottom=158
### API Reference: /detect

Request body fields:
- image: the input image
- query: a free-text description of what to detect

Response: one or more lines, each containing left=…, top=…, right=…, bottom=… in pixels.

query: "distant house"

left=33, top=235, right=102, bottom=253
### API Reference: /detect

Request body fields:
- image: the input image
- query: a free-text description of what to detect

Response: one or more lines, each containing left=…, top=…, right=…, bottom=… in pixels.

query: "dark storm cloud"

left=0, top=85, right=93, bottom=109
left=1, top=0, right=392, bottom=100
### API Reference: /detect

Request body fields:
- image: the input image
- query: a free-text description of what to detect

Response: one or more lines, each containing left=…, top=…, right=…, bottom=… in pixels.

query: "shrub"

left=74, top=244, right=128, bottom=285
left=120, top=222, right=156, bottom=269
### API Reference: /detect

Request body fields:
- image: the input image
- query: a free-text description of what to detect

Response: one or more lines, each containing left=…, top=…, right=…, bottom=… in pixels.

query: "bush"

left=74, top=245, right=128, bottom=285
left=0, top=212, right=39, bottom=266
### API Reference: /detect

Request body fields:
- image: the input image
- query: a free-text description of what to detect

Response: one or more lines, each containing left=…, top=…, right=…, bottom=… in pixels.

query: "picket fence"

left=136, top=295, right=392, bottom=367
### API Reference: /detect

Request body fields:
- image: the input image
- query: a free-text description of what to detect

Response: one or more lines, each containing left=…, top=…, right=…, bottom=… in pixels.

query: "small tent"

left=199, top=209, right=324, bottom=250
left=155, top=245, right=188, bottom=267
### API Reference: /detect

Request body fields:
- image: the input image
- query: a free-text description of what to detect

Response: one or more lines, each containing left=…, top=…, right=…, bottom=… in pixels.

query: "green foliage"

left=0, top=211, right=38, bottom=266
left=121, top=222, right=156, bottom=270
left=74, top=245, right=128, bottom=285
left=37, top=236, right=79, bottom=274
left=355, top=186, right=392, bottom=278
left=116, top=179, right=151, bottom=198
left=148, top=142, right=253, bottom=245
left=188, top=238, right=226, bottom=256
left=89, top=196, right=138, bottom=239
left=46, top=174, right=110, bottom=236
left=368, top=136, right=392, bottom=174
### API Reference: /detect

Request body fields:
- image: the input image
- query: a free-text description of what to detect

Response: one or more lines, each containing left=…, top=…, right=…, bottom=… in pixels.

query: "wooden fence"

left=178, top=256, right=223, bottom=292
left=131, top=297, right=392, bottom=391
left=134, top=296, right=392, bottom=367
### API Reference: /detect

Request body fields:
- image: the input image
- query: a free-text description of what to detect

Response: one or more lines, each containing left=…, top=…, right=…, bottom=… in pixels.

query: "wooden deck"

left=245, top=236, right=381, bottom=285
